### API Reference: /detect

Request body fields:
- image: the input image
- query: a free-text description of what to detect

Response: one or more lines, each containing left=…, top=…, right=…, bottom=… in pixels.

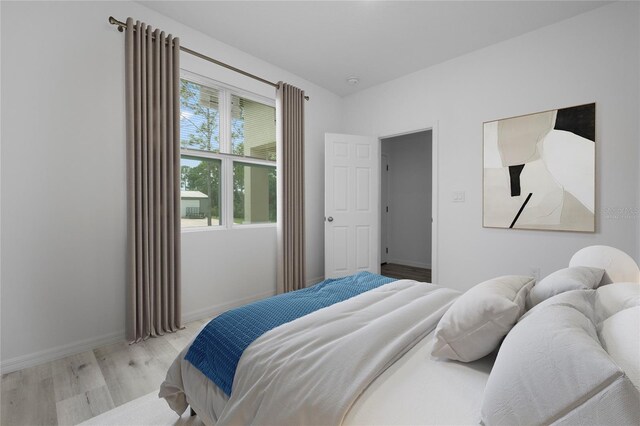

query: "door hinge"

left=386, top=248, right=388, bottom=254
left=386, top=206, right=389, bottom=213
left=386, top=165, right=389, bottom=171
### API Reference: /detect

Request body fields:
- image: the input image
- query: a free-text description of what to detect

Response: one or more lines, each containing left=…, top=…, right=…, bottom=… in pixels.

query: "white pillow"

left=598, top=306, right=640, bottom=391
left=431, top=275, right=534, bottom=362
left=481, top=304, right=640, bottom=425
left=519, top=289, right=596, bottom=323
left=596, top=282, right=640, bottom=322
left=528, top=266, right=604, bottom=307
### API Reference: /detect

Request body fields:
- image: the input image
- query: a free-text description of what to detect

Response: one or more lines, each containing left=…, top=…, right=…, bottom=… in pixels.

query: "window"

left=233, top=162, right=277, bottom=224
left=180, top=156, right=221, bottom=228
left=179, top=74, right=277, bottom=229
left=180, top=80, right=220, bottom=153
left=231, top=95, right=276, bottom=160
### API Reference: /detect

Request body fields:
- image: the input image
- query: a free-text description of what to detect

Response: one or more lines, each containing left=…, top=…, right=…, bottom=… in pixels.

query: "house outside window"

left=179, top=72, right=276, bottom=229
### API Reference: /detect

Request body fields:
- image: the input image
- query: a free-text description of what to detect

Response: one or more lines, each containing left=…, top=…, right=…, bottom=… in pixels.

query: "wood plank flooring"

left=1, top=318, right=210, bottom=426
left=381, top=263, right=432, bottom=282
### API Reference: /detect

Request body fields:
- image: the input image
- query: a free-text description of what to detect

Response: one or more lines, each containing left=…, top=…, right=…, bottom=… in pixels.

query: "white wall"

left=0, top=1, right=342, bottom=370
left=343, top=2, right=640, bottom=291
left=381, top=131, right=432, bottom=269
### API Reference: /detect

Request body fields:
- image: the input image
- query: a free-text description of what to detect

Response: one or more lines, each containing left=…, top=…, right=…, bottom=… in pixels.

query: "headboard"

left=569, top=245, right=640, bottom=285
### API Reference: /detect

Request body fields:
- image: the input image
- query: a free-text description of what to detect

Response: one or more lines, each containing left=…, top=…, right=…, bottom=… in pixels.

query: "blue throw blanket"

left=185, top=271, right=396, bottom=396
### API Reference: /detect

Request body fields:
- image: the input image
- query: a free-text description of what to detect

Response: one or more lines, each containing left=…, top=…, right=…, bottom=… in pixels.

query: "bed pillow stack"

left=599, top=305, right=640, bottom=391
left=480, top=283, right=640, bottom=425
left=595, top=281, right=640, bottom=321
left=527, top=266, right=604, bottom=307
left=431, top=275, right=535, bottom=362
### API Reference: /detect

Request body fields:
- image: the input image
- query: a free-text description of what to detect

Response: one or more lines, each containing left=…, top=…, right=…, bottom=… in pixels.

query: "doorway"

left=380, top=130, right=433, bottom=282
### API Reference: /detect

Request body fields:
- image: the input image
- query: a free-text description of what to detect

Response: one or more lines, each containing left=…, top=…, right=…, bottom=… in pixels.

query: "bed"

left=160, top=245, right=640, bottom=425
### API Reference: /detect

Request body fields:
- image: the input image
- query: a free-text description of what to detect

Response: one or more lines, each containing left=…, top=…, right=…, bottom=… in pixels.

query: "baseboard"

left=181, top=290, right=276, bottom=324
left=387, top=258, right=432, bottom=269
left=0, top=330, right=125, bottom=374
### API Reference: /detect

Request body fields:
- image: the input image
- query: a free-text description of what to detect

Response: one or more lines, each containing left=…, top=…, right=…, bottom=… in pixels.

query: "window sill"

left=231, top=223, right=277, bottom=230
left=181, top=223, right=276, bottom=233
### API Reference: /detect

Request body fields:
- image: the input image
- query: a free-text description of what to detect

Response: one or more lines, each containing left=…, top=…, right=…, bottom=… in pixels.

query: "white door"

left=325, top=133, right=379, bottom=278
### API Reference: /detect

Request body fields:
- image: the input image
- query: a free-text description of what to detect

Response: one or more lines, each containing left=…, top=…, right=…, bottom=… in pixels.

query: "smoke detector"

left=346, top=77, right=360, bottom=86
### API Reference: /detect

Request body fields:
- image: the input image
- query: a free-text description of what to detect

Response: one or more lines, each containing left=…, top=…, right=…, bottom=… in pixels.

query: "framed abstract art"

left=483, top=103, right=595, bottom=232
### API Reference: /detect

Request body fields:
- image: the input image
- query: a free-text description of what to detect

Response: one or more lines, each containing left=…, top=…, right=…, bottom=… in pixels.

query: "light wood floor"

left=1, top=317, right=210, bottom=426
left=381, top=263, right=432, bottom=282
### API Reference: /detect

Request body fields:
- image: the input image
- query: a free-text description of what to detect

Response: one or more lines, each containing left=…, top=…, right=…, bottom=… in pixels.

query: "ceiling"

left=140, top=1, right=609, bottom=96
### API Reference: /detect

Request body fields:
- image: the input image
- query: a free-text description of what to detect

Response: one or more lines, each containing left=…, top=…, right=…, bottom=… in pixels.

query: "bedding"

left=595, top=281, right=640, bottom=321
left=481, top=290, right=640, bottom=425
left=598, top=306, right=640, bottom=390
left=569, top=245, right=640, bottom=284
left=160, top=278, right=460, bottom=424
left=161, top=327, right=495, bottom=426
left=184, top=271, right=395, bottom=396
left=344, top=330, right=494, bottom=426
left=160, top=325, right=229, bottom=425
left=160, top=245, right=640, bottom=426
left=519, top=289, right=597, bottom=323
left=431, top=275, right=534, bottom=362
left=216, top=279, right=458, bottom=425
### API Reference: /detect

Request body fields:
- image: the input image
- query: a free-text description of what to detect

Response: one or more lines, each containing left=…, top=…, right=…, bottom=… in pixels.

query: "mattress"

left=344, top=329, right=494, bottom=425
left=164, top=327, right=494, bottom=425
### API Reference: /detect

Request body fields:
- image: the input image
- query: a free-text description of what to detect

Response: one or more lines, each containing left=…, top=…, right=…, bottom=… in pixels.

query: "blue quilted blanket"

left=184, top=271, right=396, bottom=396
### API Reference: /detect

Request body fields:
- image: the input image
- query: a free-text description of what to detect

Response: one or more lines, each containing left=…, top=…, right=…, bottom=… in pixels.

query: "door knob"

left=327, top=216, right=334, bottom=222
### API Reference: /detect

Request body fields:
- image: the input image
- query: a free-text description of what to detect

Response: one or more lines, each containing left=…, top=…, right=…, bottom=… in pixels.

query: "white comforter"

left=161, top=279, right=462, bottom=425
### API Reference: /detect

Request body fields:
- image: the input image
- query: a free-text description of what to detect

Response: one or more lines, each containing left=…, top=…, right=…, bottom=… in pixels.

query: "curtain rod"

left=108, top=16, right=309, bottom=101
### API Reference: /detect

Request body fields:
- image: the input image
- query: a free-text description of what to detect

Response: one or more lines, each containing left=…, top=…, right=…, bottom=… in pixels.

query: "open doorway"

left=380, top=130, right=433, bottom=282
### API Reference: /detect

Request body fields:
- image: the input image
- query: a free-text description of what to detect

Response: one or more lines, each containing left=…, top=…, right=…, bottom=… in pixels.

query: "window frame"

left=179, top=70, right=277, bottom=232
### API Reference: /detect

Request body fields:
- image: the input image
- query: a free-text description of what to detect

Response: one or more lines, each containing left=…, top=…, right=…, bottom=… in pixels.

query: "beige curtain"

left=276, top=83, right=306, bottom=293
left=125, top=18, right=181, bottom=342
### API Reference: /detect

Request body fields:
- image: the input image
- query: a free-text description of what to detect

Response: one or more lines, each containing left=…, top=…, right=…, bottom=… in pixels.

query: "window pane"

left=231, top=95, right=276, bottom=161
left=180, top=79, right=220, bottom=153
left=233, top=162, right=277, bottom=224
left=180, top=156, right=221, bottom=228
